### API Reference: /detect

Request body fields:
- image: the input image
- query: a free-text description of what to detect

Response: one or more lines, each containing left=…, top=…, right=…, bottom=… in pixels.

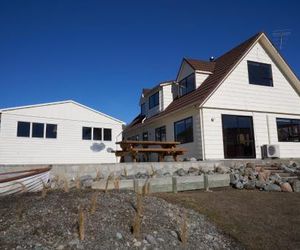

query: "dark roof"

left=185, top=58, right=216, bottom=72
left=125, top=32, right=263, bottom=132
left=142, top=88, right=152, bottom=96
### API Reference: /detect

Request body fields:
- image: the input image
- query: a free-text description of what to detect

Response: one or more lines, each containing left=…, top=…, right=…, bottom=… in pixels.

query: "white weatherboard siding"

left=195, top=72, right=210, bottom=88
left=124, top=107, right=203, bottom=161
left=161, top=84, right=173, bottom=110
left=202, top=108, right=300, bottom=159
left=0, top=102, right=123, bottom=164
left=204, top=42, right=300, bottom=114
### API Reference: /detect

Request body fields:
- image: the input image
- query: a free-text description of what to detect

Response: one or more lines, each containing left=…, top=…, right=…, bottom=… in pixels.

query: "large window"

left=247, top=61, right=273, bottom=86
left=155, top=126, right=166, bottom=141
left=179, top=74, right=195, bottom=96
left=32, top=123, right=44, bottom=138
left=141, top=103, right=146, bottom=115
left=149, top=92, right=159, bottom=109
left=104, top=128, right=112, bottom=141
left=276, top=118, right=300, bottom=142
left=82, top=127, right=92, bottom=140
left=93, top=127, right=102, bottom=140
left=17, top=121, right=30, bottom=137
left=46, top=124, right=57, bottom=138
left=174, top=117, right=193, bottom=144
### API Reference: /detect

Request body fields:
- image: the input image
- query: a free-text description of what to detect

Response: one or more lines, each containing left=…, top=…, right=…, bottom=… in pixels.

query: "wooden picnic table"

left=115, top=140, right=186, bottom=162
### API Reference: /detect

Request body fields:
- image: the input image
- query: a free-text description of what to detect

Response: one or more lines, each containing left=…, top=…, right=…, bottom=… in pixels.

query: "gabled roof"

left=0, top=100, right=125, bottom=124
left=125, top=32, right=268, bottom=132
left=185, top=58, right=216, bottom=72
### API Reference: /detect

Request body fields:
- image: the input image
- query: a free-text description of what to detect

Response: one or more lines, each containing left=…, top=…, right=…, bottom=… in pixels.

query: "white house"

left=0, top=100, right=125, bottom=164
left=123, top=32, right=300, bottom=161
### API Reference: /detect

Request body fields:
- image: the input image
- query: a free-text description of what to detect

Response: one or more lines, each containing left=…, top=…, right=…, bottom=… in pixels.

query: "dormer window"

left=141, top=103, right=146, bottom=115
left=179, top=74, right=195, bottom=96
left=247, top=61, right=273, bottom=86
left=149, top=92, right=159, bottom=109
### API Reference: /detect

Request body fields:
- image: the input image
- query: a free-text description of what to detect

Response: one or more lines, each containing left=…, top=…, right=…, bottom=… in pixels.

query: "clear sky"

left=0, top=0, right=299, bottom=123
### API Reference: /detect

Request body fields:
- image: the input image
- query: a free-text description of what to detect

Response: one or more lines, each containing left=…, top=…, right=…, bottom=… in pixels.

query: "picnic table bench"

left=115, top=140, right=187, bottom=162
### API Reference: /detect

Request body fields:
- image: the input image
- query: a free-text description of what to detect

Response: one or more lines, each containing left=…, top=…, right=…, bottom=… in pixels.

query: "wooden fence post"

left=172, top=176, right=177, bottom=193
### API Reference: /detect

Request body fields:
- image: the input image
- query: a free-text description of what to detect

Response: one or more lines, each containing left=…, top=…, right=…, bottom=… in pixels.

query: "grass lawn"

left=155, top=188, right=300, bottom=250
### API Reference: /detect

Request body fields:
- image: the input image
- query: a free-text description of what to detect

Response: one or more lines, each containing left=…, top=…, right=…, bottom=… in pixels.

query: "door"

left=222, top=114, right=256, bottom=159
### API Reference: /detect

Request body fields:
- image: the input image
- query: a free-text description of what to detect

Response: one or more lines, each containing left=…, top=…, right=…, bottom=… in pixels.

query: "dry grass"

left=17, top=182, right=27, bottom=193
left=142, top=178, right=151, bottom=196
left=90, top=192, right=98, bottom=214
left=41, top=180, right=48, bottom=198
left=95, top=169, right=101, bottom=181
left=75, top=175, right=81, bottom=190
left=63, top=177, right=69, bottom=193
left=114, top=177, right=120, bottom=191
left=179, top=208, right=188, bottom=246
left=132, top=193, right=143, bottom=239
left=156, top=188, right=300, bottom=250
left=123, top=167, right=128, bottom=177
left=105, top=174, right=113, bottom=193
left=78, top=206, right=85, bottom=241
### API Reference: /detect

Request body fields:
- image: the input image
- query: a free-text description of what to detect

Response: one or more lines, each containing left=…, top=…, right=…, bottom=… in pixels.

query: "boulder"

left=244, top=180, right=256, bottom=190
left=280, top=182, right=293, bottom=192
left=174, top=168, right=187, bottom=176
left=189, top=157, right=197, bottom=162
left=269, top=173, right=281, bottom=184
left=235, top=181, right=244, bottom=189
left=80, top=175, right=93, bottom=188
left=264, top=183, right=281, bottom=192
left=292, top=180, right=300, bottom=192
left=230, top=174, right=239, bottom=185
left=188, top=167, right=199, bottom=176
left=215, top=165, right=230, bottom=174
left=255, top=180, right=266, bottom=190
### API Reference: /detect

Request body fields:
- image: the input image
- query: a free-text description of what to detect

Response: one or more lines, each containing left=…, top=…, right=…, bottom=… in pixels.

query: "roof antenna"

left=272, top=29, right=291, bottom=50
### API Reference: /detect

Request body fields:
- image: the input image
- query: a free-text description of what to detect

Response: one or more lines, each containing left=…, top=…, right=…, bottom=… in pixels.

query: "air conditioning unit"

left=261, top=144, right=280, bottom=159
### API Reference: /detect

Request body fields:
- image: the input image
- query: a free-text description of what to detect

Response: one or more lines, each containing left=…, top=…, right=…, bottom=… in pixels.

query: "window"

left=82, top=127, right=92, bottom=140
left=276, top=118, right=300, bottom=142
left=155, top=126, right=166, bottom=141
left=93, top=127, right=102, bottom=140
left=174, top=117, right=193, bottom=144
left=149, top=92, right=159, bottom=109
left=32, top=123, right=44, bottom=138
left=104, top=128, right=112, bottom=141
left=46, top=124, right=57, bottom=138
left=17, top=121, right=30, bottom=137
left=142, top=132, right=148, bottom=141
left=141, top=103, right=146, bottom=115
left=247, top=61, right=273, bottom=86
left=179, top=74, right=195, bottom=96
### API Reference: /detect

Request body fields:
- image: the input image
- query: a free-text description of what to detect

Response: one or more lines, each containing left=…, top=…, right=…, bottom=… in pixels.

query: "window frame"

left=46, top=123, right=57, bottom=139
left=17, top=121, right=31, bottom=138
left=155, top=126, right=166, bottom=142
left=103, top=128, right=112, bottom=141
left=276, top=118, right=300, bottom=142
left=174, top=117, right=194, bottom=144
left=82, top=126, right=92, bottom=140
left=149, top=91, right=159, bottom=109
left=247, top=60, right=273, bottom=87
left=32, top=122, right=45, bottom=138
left=178, top=73, right=196, bottom=97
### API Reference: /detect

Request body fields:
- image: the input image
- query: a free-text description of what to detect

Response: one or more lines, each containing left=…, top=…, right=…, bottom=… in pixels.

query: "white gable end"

left=203, top=42, right=300, bottom=114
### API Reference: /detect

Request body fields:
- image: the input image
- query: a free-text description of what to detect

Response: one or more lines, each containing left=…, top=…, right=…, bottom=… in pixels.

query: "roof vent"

left=209, top=56, right=215, bottom=62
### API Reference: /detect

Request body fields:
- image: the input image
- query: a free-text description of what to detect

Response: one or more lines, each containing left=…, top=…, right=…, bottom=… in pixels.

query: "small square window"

left=32, top=123, right=44, bottom=138
left=93, top=127, right=102, bottom=140
left=104, top=128, right=112, bottom=141
left=46, top=124, right=57, bottom=138
left=82, top=127, right=92, bottom=140
left=17, top=121, right=30, bottom=137
left=247, top=61, right=273, bottom=86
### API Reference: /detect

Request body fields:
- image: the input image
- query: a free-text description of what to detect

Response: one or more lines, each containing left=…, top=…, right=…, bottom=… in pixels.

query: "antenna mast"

left=272, top=29, right=291, bottom=50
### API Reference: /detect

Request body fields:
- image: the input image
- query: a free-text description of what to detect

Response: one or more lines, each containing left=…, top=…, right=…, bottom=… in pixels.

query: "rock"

left=56, top=245, right=64, bottom=250
left=174, top=168, right=187, bottom=176
left=269, top=173, right=281, bottom=184
left=190, top=157, right=197, bottom=162
left=135, top=172, right=149, bottom=179
left=289, top=161, right=298, bottom=168
left=188, top=167, right=199, bottom=176
left=280, top=164, right=295, bottom=173
left=235, top=181, right=244, bottom=189
left=244, top=180, right=256, bottom=190
left=256, top=180, right=266, bottom=189
left=170, top=230, right=178, bottom=238
left=145, top=234, right=157, bottom=245
left=116, top=232, right=123, bottom=240
left=80, top=175, right=93, bottom=188
left=215, top=165, right=230, bottom=174
left=230, top=174, right=239, bottom=185
left=264, top=183, right=281, bottom=192
left=205, top=234, right=214, bottom=241
left=163, top=172, right=171, bottom=177
left=292, top=180, right=300, bottom=192
left=258, top=170, right=271, bottom=182
left=280, top=182, right=293, bottom=192
left=246, top=162, right=255, bottom=169
left=133, top=241, right=141, bottom=247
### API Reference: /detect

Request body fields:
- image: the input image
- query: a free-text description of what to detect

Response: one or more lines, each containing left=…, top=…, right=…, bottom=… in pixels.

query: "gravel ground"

left=0, top=190, right=242, bottom=250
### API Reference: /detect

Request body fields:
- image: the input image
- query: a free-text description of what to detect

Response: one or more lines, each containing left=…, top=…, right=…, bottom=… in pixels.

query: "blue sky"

left=0, top=0, right=299, bottom=123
